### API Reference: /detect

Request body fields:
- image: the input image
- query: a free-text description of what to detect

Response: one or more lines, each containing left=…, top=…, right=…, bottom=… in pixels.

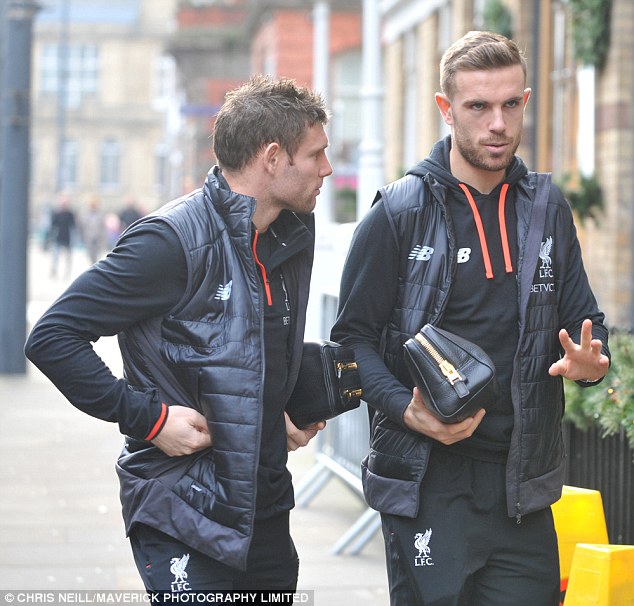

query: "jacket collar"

left=205, top=165, right=315, bottom=266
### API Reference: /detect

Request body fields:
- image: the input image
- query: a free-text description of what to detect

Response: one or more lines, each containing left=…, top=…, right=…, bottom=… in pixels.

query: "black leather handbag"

left=403, top=324, right=499, bottom=423
left=285, top=340, right=363, bottom=428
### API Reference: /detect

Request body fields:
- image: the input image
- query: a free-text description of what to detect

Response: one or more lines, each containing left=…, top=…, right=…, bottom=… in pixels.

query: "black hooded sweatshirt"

left=415, top=137, right=529, bottom=459
left=341, top=137, right=530, bottom=461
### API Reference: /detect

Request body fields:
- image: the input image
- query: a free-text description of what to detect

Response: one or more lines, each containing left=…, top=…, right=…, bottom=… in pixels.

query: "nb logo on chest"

left=409, top=245, right=473, bottom=264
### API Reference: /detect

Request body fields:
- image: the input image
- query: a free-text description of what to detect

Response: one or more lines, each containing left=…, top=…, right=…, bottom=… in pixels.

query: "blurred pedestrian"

left=48, top=193, right=76, bottom=278
left=80, top=195, right=107, bottom=264
left=104, top=212, right=122, bottom=248
left=118, top=196, right=143, bottom=232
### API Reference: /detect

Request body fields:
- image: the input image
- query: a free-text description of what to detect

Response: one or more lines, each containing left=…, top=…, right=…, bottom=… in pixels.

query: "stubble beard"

left=454, top=127, right=521, bottom=174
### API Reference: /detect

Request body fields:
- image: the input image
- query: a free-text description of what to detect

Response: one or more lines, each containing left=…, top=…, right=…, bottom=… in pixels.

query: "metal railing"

left=294, top=401, right=381, bottom=555
left=295, top=415, right=634, bottom=555
left=563, top=423, right=634, bottom=545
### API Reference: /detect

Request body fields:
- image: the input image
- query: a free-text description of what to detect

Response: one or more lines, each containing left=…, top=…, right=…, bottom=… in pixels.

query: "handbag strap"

left=518, top=172, right=551, bottom=320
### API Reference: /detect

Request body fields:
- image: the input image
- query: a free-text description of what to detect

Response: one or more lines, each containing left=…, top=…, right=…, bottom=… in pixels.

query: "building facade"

left=26, top=0, right=634, bottom=327
left=31, top=0, right=181, bottom=225
left=379, top=0, right=634, bottom=328
left=167, top=0, right=362, bottom=223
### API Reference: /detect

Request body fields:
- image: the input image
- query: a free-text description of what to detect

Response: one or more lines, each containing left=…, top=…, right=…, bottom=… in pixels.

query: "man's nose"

left=489, top=107, right=506, bottom=132
left=321, top=156, right=333, bottom=177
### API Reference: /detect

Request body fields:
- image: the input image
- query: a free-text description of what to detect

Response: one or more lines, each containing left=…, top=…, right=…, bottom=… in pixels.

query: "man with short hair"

left=332, top=31, right=609, bottom=605
left=26, top=75, right=332, bottom=592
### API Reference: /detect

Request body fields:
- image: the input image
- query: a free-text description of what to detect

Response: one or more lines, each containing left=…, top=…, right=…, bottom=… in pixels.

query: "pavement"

left=0, top=243, right=389, bottom=605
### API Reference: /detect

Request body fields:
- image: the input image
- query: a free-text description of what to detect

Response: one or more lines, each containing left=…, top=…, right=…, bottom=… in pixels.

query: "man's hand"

left=548, top=319, right=610, bottom=382
left=152, top=405, right=212, bottom=456
left=285, top=412, right=326, bottom=452
left=403, top=387, right=486, bottom=445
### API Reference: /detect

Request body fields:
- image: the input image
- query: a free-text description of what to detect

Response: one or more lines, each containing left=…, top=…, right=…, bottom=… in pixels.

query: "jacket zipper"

left=245, top=227, right=267, bottom=571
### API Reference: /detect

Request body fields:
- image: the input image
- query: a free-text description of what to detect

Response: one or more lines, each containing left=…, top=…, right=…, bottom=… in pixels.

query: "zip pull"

left=343, top=388, right=363, bottom=400
left=439, top=360, right=463, bottom=386
left=336, top=361, right=362, bottom=400
left=415, top=333, right=469, bottom=397
left=336, top=361, right=358, bottom=378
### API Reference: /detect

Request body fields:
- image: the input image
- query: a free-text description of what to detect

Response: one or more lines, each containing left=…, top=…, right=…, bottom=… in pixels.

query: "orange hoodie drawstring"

left=458, top=182, right=513, bottom=279
left=252, top=230, right=273, bottom=306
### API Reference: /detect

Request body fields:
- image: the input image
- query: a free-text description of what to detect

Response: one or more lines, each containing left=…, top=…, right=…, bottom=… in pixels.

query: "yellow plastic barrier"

left=564, top=544, right=634, bottom=605
left=551, top=486, right=609, bottom=603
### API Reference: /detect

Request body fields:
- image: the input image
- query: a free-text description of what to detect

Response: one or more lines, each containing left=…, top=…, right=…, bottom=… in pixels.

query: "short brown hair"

left=440, top=31, right=527, bottom=99
left=212, top=75, right=329, bottom=171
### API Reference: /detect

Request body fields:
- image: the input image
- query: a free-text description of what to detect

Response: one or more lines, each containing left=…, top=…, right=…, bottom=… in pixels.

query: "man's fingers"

left=151, top=405, right=213, bottom=456
left=579, top=319, right=593, bottom=349
left=405, top=391, right=487, bottom=445
left=451, top=408, right=486, bottom=437
left=558, top=328, right=573, bottom=350
left=284, top=412, right=325, bottom=451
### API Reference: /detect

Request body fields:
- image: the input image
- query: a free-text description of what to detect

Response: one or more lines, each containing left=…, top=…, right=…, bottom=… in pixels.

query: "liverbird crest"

left=539, top=236, right=553, bottom=268
left=414, top=529, right=432, bottom=558
left=170, top=553, right=190, bottom=583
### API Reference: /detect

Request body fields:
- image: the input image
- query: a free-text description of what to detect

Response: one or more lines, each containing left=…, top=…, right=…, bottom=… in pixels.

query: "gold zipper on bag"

left=414, top=333, right=463, bottom=385
left=336, top=361, right=363, bottom=399
left=343, top=388, right=363, bottom=398
left=336, top=361, right=358, bottom=374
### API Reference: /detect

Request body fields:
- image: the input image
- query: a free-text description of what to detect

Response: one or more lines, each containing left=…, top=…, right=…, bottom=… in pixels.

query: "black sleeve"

left=25, top=221, right=188, bottom=439
left=330, top=201, right=413, bottom=426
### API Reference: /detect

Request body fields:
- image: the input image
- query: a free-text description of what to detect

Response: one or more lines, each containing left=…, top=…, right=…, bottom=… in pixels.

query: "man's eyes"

left=469, top=100, right=520, bottom=110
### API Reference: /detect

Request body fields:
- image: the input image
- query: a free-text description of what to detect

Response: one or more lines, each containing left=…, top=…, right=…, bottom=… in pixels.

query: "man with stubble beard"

left=332, top=31, right=609, bottom=605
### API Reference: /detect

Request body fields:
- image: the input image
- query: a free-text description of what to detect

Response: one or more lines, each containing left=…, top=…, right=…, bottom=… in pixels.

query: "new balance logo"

left=408, top=245, right=434, bottom=261
left=214, top=280, right=232, bottom=301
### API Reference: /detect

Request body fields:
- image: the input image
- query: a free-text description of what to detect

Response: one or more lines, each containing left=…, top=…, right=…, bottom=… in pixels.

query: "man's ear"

left=262, top=142, right=281, bottom=174
left=523, top=88, right=532, bottom=110
left=435, top=92, right=453, bottom=125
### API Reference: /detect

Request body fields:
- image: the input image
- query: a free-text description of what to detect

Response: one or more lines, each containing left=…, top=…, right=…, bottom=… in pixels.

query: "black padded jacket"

left=332, top=144, right=609, bottom=521
left=27, top=167, right=315, bottom=571
left=116, top=168, right=315, bottom=570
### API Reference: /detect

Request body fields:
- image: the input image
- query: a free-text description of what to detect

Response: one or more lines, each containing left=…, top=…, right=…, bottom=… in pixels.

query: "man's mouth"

left=483, top=140, right=509, bottom=149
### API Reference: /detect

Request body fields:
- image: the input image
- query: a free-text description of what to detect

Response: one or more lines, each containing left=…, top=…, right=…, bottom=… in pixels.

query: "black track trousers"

left=380, top=447, right=560, bottom=606
left=130, top=512, right=298, bottom=592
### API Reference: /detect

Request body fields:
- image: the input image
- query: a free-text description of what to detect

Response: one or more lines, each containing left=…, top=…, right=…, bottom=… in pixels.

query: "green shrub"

left=559, top=173, right=603, bottom=223
left=482, top=0, right=513, bottom=40
left=564, top=331, right=634, bottom=454
left=570, top=0, right=612, bottom=70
